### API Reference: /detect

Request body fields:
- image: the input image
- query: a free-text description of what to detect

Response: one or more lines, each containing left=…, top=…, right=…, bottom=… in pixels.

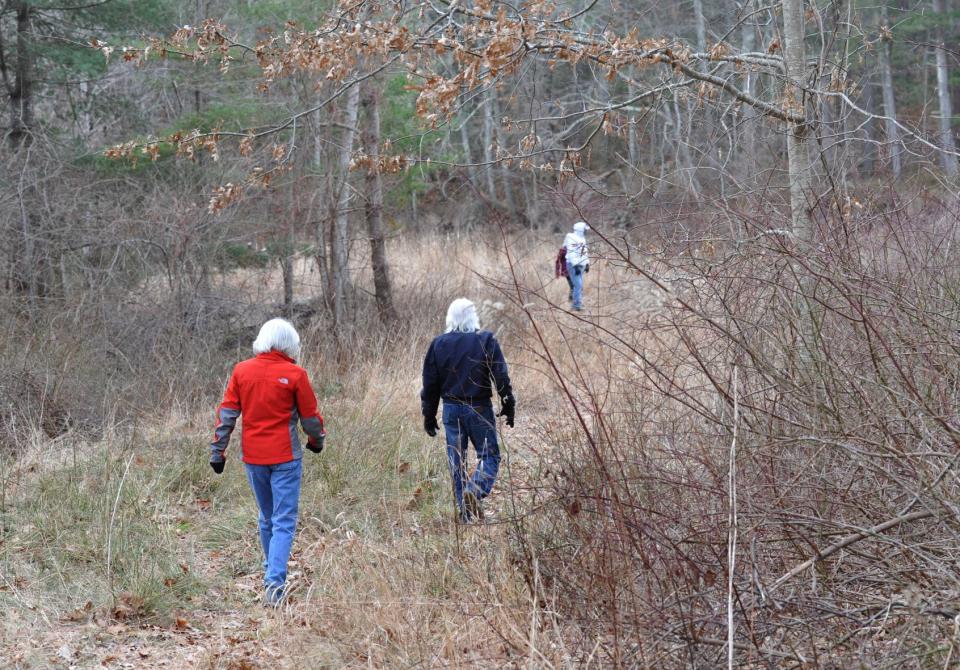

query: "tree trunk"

left=312, top=106, right=331, bottom=306
left=627, top=80, right=640, bottom=168
left=361, top=82, right=397, bottom=322
left=492, top=92, right=516, bottom=213
left=693, top=0, right=708, bottom=52
left=781, top=0, right=814, bottom=240
left=878, top=6, right=902, bottom=178
left=8, top=1, right=33, bottom=149
left=281, top=254, right=294, bottom=317
left=482, top=86, right=497, bottom=199
left=932, top=0, right=959, bottom=176
left=193, top=0, right=204, bottom=115
left=670, top=92, right=701, bottom=201
left=739, top=8, right=757, bottom=166
left=460, top=115, right=472, bottom=164
left=331, top=83, right=361, bottom=327
left=859, top=83, right=878, bottom=177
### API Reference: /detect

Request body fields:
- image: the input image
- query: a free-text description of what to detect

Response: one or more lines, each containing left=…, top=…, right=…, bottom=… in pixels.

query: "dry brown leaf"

left=64, top=601, right=94, bottom=622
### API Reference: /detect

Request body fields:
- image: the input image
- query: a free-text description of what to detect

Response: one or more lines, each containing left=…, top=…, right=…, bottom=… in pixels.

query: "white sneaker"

left=262, top=584, right=285, bottom=608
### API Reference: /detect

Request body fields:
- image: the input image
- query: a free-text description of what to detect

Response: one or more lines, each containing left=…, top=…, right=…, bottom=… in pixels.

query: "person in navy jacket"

left=421, top=298, right=515, bottom=522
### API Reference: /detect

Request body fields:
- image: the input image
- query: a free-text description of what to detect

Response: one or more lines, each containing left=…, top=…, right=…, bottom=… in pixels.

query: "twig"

left=770, top=510, right=937, bottom=592
left=727, top=364, right=738, bottom=670
left=107, top=452, right=135, bottom=600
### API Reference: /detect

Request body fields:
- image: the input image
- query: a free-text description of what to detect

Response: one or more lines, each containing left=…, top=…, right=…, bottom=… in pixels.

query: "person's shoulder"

left=294, top=365, right=313, bottom=385
left=234, top=357, right=256, bottom=372
left=229, top=357, right=258, bottom=382
left=477, top=330, right=499, bottom=345
left=284, top=359, right=308, bottom=375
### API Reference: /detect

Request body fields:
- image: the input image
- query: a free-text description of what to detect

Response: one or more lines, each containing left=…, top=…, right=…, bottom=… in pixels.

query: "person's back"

left=224, top=351, right=321, bottom=464
left=564, top=231, right=588, bottom=266
left=420, top=299, right=515, bottom=522
left=563, top=221, right=590, bottom=310
left=422, top=330, right=509, bottom=404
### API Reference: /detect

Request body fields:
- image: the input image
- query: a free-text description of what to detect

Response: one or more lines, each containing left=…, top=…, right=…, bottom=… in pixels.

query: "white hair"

left=252, top=318, right=301, bottom=359
left=445, top=298, right=480, bottom=333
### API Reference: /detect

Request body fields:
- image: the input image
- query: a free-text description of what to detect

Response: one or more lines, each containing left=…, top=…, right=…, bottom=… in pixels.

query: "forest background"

left=3, top=0, right=960, bottom=667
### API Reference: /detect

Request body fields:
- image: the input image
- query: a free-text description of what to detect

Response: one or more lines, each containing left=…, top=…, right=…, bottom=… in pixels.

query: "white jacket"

left=564, top=232, right=589, bottom=266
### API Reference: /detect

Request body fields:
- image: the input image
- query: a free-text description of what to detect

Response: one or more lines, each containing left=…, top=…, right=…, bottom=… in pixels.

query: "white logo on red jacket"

left=278, top=377, right=289, bottom=384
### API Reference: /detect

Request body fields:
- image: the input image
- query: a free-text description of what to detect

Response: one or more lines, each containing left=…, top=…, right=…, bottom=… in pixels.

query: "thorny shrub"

left=507, top=194, right=960, bottom=667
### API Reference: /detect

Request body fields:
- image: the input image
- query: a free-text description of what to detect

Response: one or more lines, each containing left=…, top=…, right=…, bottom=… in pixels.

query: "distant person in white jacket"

left=564, top=221, right=590, bottom=310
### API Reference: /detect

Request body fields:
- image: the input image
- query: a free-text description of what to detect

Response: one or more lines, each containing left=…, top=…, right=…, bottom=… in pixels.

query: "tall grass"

left=0, top=233, right=585, bottom=667
left=15, top=207, right=960, bottom=667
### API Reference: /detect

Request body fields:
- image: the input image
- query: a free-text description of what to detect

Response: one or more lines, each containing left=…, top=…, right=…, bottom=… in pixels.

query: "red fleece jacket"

left=211, top=351, right=325, bottom=465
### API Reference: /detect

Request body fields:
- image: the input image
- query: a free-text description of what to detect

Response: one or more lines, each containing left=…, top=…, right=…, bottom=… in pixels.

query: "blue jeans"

left=244, top=459, right=302, bottom=591
left=443, top=402, right=501, bottom=512
left=567, top=262, right=585, bottom=310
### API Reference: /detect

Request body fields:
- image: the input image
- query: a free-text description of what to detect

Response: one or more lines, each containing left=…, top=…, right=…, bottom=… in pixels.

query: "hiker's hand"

left=424, top=416, right=439, bottom=437
left=210, top=458, right=225, bottom=474
left=307, top=434, right=325, bottom=454
left=584, top=264, right=590, bottom=273
left=498, top=395, right=515, bottom=428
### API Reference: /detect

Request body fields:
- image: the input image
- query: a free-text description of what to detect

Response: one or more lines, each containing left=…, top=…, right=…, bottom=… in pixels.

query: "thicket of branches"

left=496, top=195, right=960, bottom=665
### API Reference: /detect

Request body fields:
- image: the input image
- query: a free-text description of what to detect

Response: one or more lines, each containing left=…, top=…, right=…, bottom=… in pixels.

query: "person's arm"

left=420, top=341, right=441, bottom=434
left=487, top=336, right=513, bottom=400
left=295, top=370, right=326, bottom=451
left=486, top=335, right=515, bottom=427
left=210, top=369, right=241, bottom=471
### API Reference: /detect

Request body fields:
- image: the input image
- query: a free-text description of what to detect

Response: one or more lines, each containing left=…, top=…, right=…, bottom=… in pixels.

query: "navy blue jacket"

left=421, top=330, right=513, bottom=418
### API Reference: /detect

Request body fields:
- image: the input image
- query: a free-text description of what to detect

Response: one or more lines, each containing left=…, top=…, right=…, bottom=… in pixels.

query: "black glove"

left=498, top=395, right=515, bottom=428
left=210, top=458, right=225, bottom=474
left=424, top=416, right=439, bottom=437
left=584, top=264, right=590, bottom=273
left=307, top=433, right=325, bottom=454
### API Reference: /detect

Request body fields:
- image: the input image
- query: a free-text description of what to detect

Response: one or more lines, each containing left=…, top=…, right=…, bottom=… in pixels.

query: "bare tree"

left=329, top=82, right=361, bottom=327
left=361, top=80, right=397, bottom=322
left=932, top=0, right=959, bottom=176
left=877, top=5, right=902, bottom=178
left=4, top=1, right=33, bottom=149
left=781, top=0, right=815, bottom=238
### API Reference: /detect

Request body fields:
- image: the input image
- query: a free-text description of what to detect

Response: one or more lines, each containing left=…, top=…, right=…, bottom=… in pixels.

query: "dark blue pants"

left=442, top=402, right=501, bottom=511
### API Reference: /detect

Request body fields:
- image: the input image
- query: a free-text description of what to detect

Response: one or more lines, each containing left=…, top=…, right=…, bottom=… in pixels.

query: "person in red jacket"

left=209, top=318, right=326, bottom=607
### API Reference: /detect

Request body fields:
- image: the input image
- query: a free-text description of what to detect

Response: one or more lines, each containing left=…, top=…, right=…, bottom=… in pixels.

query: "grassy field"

left=0, top=234, right=637, bottom=669
left=5, top=220, right=959, bottom=667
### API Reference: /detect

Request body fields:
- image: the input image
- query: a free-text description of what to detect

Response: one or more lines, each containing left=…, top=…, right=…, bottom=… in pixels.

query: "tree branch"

left=770, top=510, right=937, bottom=593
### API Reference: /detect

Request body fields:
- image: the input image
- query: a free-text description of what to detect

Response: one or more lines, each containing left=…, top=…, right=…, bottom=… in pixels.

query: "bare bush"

left=506, top=194, right=960, bottom=666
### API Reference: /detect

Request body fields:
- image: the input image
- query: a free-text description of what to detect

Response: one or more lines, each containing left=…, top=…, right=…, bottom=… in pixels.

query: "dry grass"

left=0, top=232, right=640, bottom=669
